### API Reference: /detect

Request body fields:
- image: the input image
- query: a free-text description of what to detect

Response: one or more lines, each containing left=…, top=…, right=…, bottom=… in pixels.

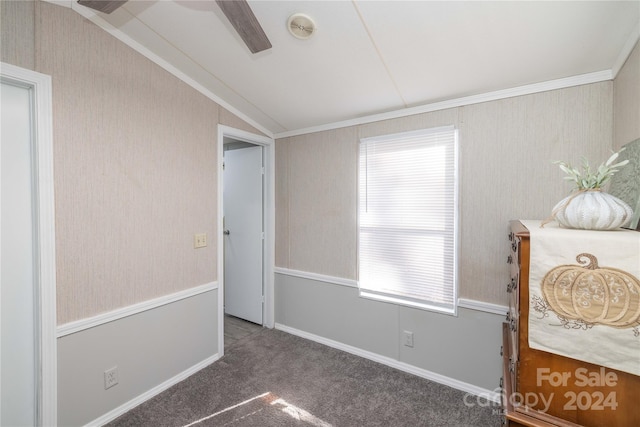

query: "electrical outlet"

left=403, top=331, right=414, bottom=348
left=194, top=233, right=207, bottom=248
left=104, top=366, right=119, bottom=390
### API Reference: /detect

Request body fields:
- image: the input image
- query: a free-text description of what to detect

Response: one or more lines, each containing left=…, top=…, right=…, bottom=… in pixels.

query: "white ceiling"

left=69, top=0, right=640, bottom=137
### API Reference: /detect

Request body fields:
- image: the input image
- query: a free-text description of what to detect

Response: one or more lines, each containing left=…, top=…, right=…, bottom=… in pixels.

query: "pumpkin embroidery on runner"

left=532, top=253, right=640, bottom=337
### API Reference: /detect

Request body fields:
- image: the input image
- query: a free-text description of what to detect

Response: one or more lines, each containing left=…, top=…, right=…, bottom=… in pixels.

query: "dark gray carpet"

left=107, top=328, right=501, bottom=426
left=223, top=315, right=263, bottom=350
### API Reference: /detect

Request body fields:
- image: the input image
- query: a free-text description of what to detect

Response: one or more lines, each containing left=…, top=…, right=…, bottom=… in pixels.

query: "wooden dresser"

left=501, top=220, right=640, bottom=427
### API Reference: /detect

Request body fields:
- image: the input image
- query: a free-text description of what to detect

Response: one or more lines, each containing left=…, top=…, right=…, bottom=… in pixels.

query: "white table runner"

left=521, top=219, right=640, bottom=376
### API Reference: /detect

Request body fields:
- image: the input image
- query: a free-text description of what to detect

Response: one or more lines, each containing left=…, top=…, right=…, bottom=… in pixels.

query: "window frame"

left=356, top=126, right=460, bottom=315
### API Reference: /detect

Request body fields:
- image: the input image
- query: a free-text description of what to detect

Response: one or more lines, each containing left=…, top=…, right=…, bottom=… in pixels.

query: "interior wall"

left=614, top=40, right=640, bottom=148
left=33, top=1, right=219, bottom=323
left=0, top=0, right=34, bottom=70
left=274, top=82, right=613, bottom=391
left=275, top=82, right=613, bottom=306
left=57, top=291, right=218, bottom=426
left=0, top=1, right=268, bottom=325
left=275, top=274, right=504, bottom=391
left=219, top=106, right=268, bottom=136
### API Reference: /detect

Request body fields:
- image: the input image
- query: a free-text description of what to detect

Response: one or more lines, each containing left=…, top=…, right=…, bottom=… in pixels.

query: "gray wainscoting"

left=57, top=290, right=218, bottom=426
left=275, top=272, right=505, bottom=393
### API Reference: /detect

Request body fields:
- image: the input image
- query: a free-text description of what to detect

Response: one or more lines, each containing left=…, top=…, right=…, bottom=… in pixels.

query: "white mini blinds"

left=358, top=126, right=458, bottom=314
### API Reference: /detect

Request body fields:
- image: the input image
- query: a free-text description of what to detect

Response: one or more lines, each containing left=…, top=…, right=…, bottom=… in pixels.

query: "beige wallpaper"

left=614, top=41, right=640, bottom=148
left=289, top=127, right=359, bottom=279
left=458, top=84, right=612, bottom=303
left=2, top=2, right=248, bottom=324
left=1, top=1, right=35, bottom=70
left=275, top=137, right=290, bottom=269
left=276, top=83, right=613, bottom=306
left=219, top=107, right=267, bottom=137
left=43, top=3, right=220, bottom=324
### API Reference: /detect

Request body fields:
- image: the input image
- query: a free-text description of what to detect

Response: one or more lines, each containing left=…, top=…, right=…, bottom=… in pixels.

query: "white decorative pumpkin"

left=553, top=190, right=633, bottom=230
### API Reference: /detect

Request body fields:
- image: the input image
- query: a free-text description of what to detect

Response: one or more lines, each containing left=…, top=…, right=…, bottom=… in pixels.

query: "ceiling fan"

left=76, top=0, right=272, bottom=53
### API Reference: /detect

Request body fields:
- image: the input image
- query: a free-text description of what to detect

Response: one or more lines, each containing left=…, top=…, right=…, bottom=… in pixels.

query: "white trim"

left=457, top=298, right=508, bottom=316
left=275, top=70, right=612, bottom=139
left=84, top=353, right=220, bottom=427
left=358, top=290, right=456, bottom=316
left=612, top=22, right=640, bottom=78
left=274, top=323, right=501, bottom=404
left=1, top=62, right=57, bottom=427
left=218, top=125, right=276, bottom=351
left=452, top=129, right=460, bottom=317
left=219, top=125, right=274, bottom=147
left=274, top=267, right=510, bottom=316
left=274, top=267, right=358, bottom=288
left=56, top=282, right=218, bottom=337
left=68, top=3, right=274, bottom=139
left=217, top=127, right=225, bottom=356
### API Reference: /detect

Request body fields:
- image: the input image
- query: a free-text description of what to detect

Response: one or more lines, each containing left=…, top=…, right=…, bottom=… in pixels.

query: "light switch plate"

left=194, top=233, right=207, bottom=248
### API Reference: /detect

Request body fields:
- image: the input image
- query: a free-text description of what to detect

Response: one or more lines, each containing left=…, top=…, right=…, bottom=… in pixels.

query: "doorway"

left=0, top=62, right=56, bottom=426
left=217, top=125, right=274, bottom=356
left=223, top=141, right=264, bottom=325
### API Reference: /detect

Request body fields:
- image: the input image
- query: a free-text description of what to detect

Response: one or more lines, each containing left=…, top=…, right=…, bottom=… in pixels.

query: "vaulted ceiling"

left=69, top=1, right=640, bottom=137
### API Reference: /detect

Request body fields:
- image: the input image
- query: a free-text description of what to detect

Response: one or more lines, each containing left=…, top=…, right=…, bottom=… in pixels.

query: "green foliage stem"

left=555, top=148, right=629, bottom=190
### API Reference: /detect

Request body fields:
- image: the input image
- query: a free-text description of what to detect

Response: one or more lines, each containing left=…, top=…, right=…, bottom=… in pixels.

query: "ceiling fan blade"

left=77, top=1, right=127, bottom=14
left=216, top=0, right=272, bottom=54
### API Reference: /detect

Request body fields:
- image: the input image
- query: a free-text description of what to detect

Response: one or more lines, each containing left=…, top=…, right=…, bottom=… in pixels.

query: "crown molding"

left=612, top=21, right=640, bottom=78
left=275, top=70, right=613, bottom=139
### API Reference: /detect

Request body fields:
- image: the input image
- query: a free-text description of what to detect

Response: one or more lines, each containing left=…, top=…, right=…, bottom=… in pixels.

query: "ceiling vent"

left=287, top=13, right=316, bottom=40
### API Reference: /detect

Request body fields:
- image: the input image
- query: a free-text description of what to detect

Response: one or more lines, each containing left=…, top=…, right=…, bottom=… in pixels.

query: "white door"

left=1, top=81, right=36, bottom=426
left=223, top=145, right=264, bottom=324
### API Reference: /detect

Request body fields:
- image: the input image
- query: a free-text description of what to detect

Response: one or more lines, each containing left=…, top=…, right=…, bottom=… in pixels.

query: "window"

left=358, top=126, right=458, bottom=314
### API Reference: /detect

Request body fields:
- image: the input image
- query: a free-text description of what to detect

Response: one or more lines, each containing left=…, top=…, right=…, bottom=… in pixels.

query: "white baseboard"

left=274, top=323, right=501, bottom=404
left=86, top=353, right=221, bottom=427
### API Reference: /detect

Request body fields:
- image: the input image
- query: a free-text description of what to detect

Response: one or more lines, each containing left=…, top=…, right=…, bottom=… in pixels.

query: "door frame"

left=217, top=125, right=274, bottom=355
left=1, top=62, right=57, bottom=426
